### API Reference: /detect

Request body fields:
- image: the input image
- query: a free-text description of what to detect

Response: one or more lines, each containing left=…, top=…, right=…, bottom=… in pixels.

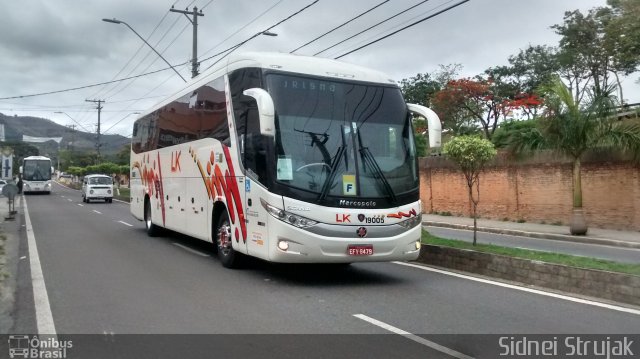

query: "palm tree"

left=508, top=76, right=640, bottom=235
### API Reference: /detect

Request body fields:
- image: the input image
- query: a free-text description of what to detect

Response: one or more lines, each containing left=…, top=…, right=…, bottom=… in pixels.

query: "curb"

left=423, top=221, right=640, bottom=250
left=415, top=244, right=640, bottom=308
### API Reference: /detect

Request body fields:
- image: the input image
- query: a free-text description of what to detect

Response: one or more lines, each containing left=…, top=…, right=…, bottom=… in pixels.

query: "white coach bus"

left=20, top=155, right=54, bottom=194
left=130, top=52, right=441, bottom=268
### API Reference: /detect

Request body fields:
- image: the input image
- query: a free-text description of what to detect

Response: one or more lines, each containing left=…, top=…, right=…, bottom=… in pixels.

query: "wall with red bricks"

left=419, top=153, right=640, bottom=231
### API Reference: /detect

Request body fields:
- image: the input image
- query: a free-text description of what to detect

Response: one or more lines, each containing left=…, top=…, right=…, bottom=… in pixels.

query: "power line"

left=315, top=0, right=433, bottom=57
left=328, top=0, right=455, bottom=58
left=0, top=64, right=186, bottom=100
left=201, top=0, right=320, bottom=72
left=290, top=0, right=389, bottom=54
left=197, top=0, right=284, bottom=60
left=334, top=0, right=470, bottom=59
left=89, top=9, right=173, bottom=100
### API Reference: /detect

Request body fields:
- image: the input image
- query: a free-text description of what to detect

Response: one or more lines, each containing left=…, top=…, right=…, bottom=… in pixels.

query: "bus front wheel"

left=216, top=212, right=240, bottom=268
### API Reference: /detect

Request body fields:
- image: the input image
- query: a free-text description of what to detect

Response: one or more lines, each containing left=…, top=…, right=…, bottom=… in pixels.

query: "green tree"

left=443, top=136, right=497, bottom=245
left=552, top=1, right=640, bottom=104
left=115, top=144, right=130, bottom=165
left=507, top=77, right=640, bottom=235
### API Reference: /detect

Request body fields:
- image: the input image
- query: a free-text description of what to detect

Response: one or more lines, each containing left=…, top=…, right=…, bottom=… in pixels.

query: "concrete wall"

left=418, top=245, right=640, bottom=306
left=420, top=152, right=640, bottom=231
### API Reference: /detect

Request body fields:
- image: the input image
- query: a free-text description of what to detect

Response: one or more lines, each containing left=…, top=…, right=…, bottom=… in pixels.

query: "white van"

left=82, top=174, right=114, bottom=203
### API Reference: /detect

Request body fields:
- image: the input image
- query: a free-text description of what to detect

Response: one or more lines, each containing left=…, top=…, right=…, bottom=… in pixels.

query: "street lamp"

left=102, top=18, right=187, bottom=82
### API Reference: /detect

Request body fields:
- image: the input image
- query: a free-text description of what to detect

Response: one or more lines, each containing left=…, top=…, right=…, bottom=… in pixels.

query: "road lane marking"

left=394, top=262, right=640, bottom=316
left=67, top=199, right=72, bottom=202
left=23, top=196, right=57, bottom=334
left=172, top=242, right=210, bottom=257
left=92, top=210, right=102, bottom=214
left=118, top=221, right=133, bottom=227
left=77, top=204, right=84, bottom=207
left=113, top=198, right=129, bottom=204
left=353, top=314, right=474, bottom=359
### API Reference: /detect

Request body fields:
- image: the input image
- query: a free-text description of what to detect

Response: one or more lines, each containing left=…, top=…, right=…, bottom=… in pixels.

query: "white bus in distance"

left=130, top=52, right=441, bottom=268
left=20, top=155, right=54, bottom=194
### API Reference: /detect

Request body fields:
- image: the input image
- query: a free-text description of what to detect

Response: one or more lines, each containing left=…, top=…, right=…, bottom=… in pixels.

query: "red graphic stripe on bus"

left=192, top=146, right=247, bottom=243
left=157, top=152, right=166, bottom=226
left=223, top=146, right=246, bottom=242
left=386, top=208, right=417, bottom=219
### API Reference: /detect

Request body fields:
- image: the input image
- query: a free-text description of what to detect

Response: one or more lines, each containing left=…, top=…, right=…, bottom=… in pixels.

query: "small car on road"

left=82, top=174, right=114, bottom=203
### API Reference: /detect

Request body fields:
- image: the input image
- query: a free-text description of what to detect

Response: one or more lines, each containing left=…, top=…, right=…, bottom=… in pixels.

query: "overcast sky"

left=1, top=0, right=635, bottom=138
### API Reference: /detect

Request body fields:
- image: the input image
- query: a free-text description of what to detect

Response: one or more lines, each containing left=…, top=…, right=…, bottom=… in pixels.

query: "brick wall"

left=420, top=152, right=640, bottom=231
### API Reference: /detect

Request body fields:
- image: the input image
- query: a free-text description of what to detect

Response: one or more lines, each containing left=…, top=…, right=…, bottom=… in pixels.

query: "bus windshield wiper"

left=318, top=145, right=346, bottom=202
left=357, top=130, right=397, bottom=205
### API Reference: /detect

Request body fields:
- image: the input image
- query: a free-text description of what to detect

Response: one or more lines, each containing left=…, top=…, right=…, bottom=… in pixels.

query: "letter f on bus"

left=346, top=184, right=353, bottom=192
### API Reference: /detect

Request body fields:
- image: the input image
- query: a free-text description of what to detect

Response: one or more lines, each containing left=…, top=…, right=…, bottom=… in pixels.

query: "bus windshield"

left=267, top=73, right=418, bottom=201
left=23, top=160, right=52, bottom=181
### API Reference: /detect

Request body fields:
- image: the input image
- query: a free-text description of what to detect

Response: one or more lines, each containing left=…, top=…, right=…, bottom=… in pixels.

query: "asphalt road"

left=11, top=183, right=640, bottom=358
left=424, top=226, right=640, bottom=264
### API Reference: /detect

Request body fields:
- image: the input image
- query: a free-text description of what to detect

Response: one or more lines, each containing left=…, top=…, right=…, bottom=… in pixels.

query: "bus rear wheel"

left=216, top=212, right=240, bottom=268
left=144, top=199, right=161, bottom=237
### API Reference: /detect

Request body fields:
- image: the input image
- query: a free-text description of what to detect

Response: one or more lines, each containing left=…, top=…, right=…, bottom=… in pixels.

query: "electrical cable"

left=201, top=0, right=320, bottom=72
left=290, top=0, right=389, bottom=54
left=334, top=0, right=470, bottom=59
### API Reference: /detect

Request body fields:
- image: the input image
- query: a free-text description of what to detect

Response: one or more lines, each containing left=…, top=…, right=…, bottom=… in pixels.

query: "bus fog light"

left=278, top=240, right=289, bottom=251
left=415, top=241, right=421, bottom=250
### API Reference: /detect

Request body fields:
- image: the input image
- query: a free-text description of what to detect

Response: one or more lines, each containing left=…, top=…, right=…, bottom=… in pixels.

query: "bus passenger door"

left=243, top=175, right=270, bottom=260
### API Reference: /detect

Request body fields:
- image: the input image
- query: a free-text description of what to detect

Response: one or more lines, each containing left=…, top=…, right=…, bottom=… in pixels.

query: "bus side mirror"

left=407, top=104, right=442, bottom=148
left=243, top=88, right=275, bottom=137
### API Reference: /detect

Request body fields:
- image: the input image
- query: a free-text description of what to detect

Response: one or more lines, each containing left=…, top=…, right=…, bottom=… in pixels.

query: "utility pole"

left=65, top=124, right=77, bottom=151
left=86, top=99, right=104, bottom=163
left=170, top=5, right=204, bottom=78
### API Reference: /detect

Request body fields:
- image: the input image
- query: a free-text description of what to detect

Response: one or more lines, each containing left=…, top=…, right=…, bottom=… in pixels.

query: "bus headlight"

left=261, top=199, right=317, bottom=229
left=90, top=190, right=94, bottom=194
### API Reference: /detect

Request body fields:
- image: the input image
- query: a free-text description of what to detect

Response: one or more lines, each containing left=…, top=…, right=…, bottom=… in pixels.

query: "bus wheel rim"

left=218, top=222, right=232, bottom=255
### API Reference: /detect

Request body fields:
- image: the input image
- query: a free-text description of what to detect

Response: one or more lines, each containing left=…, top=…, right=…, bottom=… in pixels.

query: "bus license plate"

left=348, top=245, right=373, bottom=256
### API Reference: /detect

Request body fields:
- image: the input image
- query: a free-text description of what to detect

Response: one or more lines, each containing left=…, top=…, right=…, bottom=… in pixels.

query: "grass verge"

left=421, top=230, right=640, bottom=276
left=115, top=187, right=130, bottom=202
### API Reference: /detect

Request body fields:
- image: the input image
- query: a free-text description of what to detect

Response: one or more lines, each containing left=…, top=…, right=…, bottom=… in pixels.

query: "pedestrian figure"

left=17, top=175, right=23, bottom=194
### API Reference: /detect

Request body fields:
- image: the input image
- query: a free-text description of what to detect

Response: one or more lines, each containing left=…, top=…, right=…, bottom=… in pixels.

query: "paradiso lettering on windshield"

left=279, top=79, right=337, bottom=93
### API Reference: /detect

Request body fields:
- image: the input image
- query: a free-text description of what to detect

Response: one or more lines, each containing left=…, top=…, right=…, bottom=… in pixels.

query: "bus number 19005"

left=365, top=217, right=384, bottom=224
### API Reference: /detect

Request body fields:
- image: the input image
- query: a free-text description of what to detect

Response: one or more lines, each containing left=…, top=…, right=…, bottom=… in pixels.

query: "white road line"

left=23, top=196, right=57, bottom=334
left=354, top=314, right=474, bottom=359
left=394, top=262, right=640, bottom=316
left=172, top=242, right=210, bottom=257
left=67, top=199, right=72, bottom=202
left=77, top=204, right=84, bottom=207
left=92, top=210, right=102, bottom=214
left=113, top=198, right=129, bottom=204
left=118, top=221, right=133, bottom=227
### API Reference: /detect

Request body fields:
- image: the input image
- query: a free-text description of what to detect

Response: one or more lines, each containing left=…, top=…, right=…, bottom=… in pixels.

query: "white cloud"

left=1, top=0, right=635, bottom=137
